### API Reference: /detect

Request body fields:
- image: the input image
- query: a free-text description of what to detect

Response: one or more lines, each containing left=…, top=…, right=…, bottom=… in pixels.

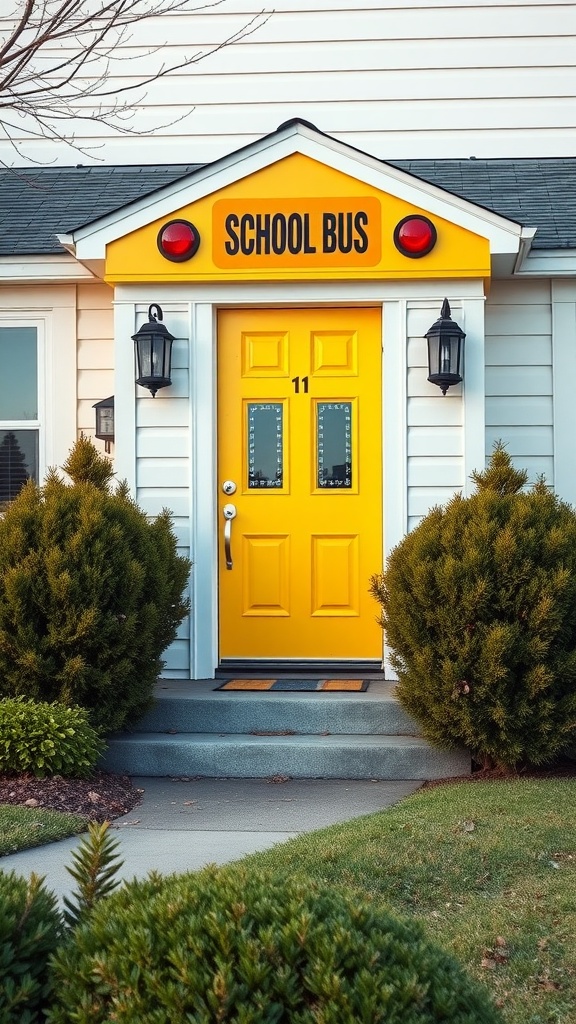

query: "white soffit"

left=67, top=123, right=524, bottom=262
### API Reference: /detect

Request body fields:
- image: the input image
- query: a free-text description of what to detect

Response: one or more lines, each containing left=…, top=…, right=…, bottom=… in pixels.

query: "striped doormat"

left=215, top=679, right=369, bottom=692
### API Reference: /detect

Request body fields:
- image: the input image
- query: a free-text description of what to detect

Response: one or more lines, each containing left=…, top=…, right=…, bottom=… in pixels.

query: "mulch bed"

left=1, top=757, right=574, bottom=822
left=0, top=771, right=143, bottom=823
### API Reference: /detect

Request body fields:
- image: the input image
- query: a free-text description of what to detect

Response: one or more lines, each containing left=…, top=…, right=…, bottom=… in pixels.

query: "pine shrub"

left=63, top=821, right=124, bottom=928
left=370, top=444, right=576, bottom=769
left=47, top=865, right=502, bottom=1024
left=0, top=697, right=104, bottom=777
left=0, top=870, right=63, bottom=1024
left=0, top=437, right=190, bottom=733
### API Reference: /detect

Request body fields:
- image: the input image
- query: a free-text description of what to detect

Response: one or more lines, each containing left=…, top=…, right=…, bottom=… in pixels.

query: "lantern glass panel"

left=152, top=336, right=169, bottom=377
left=97, top=407, right=114, bottom=437
left=428, top=334, right=462, bottom=377
left=137, top=336, right=152, bottom=380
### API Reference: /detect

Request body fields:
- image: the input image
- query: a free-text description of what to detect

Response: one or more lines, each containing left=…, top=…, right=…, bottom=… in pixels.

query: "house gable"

left=105, top=151, right=491, bottom=283
left=65, top=122, right=524, bottom=283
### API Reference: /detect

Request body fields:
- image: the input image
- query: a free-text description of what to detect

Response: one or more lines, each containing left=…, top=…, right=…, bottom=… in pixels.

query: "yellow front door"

left=217, top=307, right=382, bottom=663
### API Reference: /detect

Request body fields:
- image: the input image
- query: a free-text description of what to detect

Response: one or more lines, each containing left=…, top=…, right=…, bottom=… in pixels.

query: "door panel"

left=217, top=307, right=382, bottom=661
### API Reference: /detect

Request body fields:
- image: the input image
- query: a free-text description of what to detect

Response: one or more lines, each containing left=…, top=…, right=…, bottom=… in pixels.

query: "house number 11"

left=291, top=376, right=309, bottom=393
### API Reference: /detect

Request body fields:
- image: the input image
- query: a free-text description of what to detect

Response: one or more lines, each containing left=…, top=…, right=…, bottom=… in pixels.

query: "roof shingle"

left=0, top=157, right=574, bottom=256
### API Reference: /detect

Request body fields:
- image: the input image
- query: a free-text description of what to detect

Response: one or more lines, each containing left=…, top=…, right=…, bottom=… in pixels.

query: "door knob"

left=222, top=503, right=237, bottom=569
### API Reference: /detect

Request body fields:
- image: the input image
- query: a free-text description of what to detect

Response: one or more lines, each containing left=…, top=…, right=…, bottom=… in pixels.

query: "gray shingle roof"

left=0, top=156, right=574, bottom=256
left=389, top=159, right=575, bottom=250
left=0, top=164, right=199, bottom=256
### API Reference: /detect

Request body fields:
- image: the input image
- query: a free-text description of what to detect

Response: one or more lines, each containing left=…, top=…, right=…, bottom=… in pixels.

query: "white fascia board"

left=71, top=122, right=523, bottom=261
left=72, top=128, right=306, bottom=259
left=0, top=253, right=95, bottom=283
left=515, top=249, right=576, bottom=276
left=295, top=133, right=524, bottom=255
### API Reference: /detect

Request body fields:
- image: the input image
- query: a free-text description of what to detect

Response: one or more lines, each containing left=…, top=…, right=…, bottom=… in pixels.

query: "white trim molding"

left=114, top=277, right=486, bottom=679
left=67, top=123, right=524, bottom=265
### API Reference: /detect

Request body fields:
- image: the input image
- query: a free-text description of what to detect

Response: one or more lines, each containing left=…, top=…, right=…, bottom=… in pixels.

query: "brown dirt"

left=421, top=756, right=576, bottom=790
left=0, top=771, right=143, bottom=823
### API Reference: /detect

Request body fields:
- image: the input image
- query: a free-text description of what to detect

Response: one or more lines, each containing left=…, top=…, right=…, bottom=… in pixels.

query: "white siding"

left=3, top=0, right=576, bottom=165
left=77, top=284, right=114, bottom=450
left=406, top=303, right=465, bottom=528
left=134, top=305, right=192, bottom=677
left=551, top=280, right=576, bottom=507
left=485, top=280, right=554, bottom=484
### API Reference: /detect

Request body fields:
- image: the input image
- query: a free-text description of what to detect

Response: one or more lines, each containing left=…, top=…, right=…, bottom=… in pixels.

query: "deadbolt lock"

left=222, top=480, right=237, bottom=495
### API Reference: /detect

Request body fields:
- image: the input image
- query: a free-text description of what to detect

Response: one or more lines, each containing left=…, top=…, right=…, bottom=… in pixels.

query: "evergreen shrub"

left=0, top=697, right=104, bottom=777
left=0, top=870, right=63, bottom=1024
left=47, top=865, right=502, bottom=1024
left=370, top=444, right=576, bottom=768
left=0, top=437, right=190, bottom=733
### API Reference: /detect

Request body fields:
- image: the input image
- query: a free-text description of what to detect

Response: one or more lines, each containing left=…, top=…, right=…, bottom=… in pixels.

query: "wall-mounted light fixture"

left=93, top=395, right=114, bottom=453
left=132, top=304, right=175, bottom=398
left=425, top=298, right=465, bottom=395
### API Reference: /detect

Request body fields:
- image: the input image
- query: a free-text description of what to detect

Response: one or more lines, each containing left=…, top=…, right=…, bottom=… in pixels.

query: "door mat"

left=215, top=679, right=369, bottom=692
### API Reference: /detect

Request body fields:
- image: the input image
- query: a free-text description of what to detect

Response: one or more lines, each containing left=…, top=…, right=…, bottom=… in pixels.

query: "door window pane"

left=247, top=403, right=283, bottom=488
left=317, top=402, right=352, bottom=488
left=0, top=328, right=38, bottom=420
left=0, top=430, right=38, bottom=502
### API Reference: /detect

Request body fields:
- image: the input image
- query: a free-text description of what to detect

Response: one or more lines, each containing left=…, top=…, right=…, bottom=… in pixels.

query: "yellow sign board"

left=105, top=153, right=491, bottom=282
left=212, top=197, right=381, bottom=268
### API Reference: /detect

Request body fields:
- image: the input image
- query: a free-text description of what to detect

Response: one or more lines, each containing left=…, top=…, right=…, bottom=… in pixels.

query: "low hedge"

left=0, top=697, right=104, bottom=777
left=47, top=865, right=502, bottom=1023
left=0, top=870, right=63, bottom=1024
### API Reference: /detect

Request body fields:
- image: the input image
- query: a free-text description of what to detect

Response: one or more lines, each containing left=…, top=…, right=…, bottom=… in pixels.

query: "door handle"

left=222, top=503, right=237, bottom=569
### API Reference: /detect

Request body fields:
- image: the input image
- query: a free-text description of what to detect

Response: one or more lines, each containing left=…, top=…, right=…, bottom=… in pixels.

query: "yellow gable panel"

left=105, top=153, right=490, bottom=282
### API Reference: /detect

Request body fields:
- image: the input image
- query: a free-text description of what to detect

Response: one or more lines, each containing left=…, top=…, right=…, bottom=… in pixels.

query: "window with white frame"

left=0, top=325, right=40, bottom=502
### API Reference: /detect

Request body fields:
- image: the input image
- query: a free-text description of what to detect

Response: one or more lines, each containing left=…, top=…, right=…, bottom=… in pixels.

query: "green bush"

left=47, top=865, right=502, bottom=1024
left=0, top=870, right=63, bottom=1024
left=0, top=697, right=104, bottom=777
left=0, top=437, right=190, bottom=733
left=370, top=444, right=576, bottom=769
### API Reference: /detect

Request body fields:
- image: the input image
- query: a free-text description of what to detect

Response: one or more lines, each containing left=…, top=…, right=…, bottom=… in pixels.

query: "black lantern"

left=425, top=298, right=465, bottom=395
left=93, top=395, right=114, bottom=453
left=132, top=304, right=175, bottom=397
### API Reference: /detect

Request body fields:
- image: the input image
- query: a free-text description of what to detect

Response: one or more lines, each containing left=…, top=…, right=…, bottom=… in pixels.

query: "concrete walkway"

left=1, top=777, right=422, bottom=901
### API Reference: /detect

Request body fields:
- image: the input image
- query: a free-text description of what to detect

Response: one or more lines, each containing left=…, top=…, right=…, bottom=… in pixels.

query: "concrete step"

left=102, top=732, right=470, bottom=780
left=138, top=681, right=418, bottom=736
left=101, top=679, right=471, bottom=781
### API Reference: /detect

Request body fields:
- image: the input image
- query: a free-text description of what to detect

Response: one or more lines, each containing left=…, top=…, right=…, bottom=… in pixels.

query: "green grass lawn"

left=1, top=779, right=574, bottom=1023
left=0, top=805, right=86, bottom=856
left=243, top=779, right=576, bottom=1024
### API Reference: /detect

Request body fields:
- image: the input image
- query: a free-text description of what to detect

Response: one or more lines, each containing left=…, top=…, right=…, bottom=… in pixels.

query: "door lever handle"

left=223, top=503, right=237, bottom=569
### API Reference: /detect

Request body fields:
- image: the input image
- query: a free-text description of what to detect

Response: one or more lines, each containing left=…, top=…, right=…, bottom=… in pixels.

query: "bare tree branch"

left=0, top=0, right=272, bottom=161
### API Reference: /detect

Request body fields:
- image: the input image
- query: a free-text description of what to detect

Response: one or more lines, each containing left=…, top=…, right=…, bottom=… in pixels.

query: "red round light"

left=157, top=220, right=200, bottom=262
left=394, top=216, right=437, bottom=258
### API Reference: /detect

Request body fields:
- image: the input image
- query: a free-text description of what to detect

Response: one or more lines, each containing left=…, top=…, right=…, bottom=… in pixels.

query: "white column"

left=112, top=297, right=137, bottom=494
left=382, top=298, right=407, bottom=679
left=190, top=302, right=218, bottom=679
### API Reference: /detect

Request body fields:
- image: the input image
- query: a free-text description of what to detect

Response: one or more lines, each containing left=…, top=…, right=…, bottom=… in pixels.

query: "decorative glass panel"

left=0, top=328, right=37, bottom=420
left=317, top=402, right=352, bottom=488
left=0, top=429, right=38, bottom=502
left=247, top=403, right=283, bottom=488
